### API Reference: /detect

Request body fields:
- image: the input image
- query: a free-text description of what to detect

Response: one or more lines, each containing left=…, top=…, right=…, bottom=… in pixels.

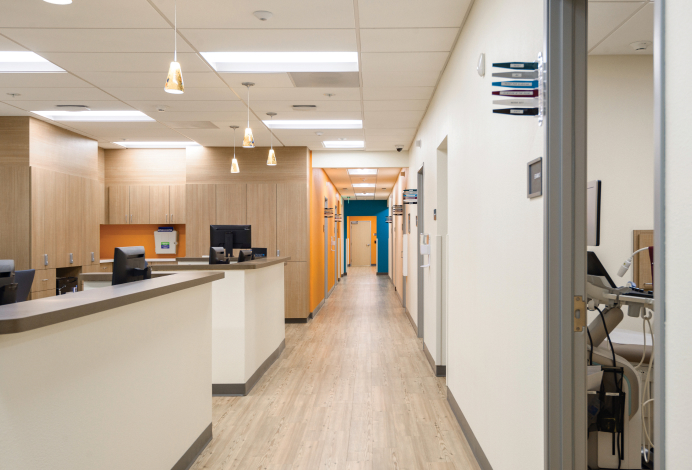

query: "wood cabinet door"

left=185, top=184, right=216, bottom=257
left=129, top=185, right=150, bottom=224
left=149, top=185, right=170, bottom=224
left=83, top=178, right=101, bottom=265
left=31, top=167, right=57, bottom=270
left=277, top=183, right=308, bottom=262
left=169, top=184, right=186, bottom=224
left=284, top=261, right=308, bottom=319
left=215, top=184, right=246, bottom=256
left=108, top=185, right=129, bottom=224
left=54, top=172, right=70, bottom=267
left=247, top=183, right=277, bottom=257
left=67, top=174, right=84, bottom=267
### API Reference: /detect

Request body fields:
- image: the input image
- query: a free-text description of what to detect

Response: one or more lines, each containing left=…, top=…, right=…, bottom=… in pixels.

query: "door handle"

left=130, top=214, right=133, bottom=223
left=171, top=214, right=174, bottom=223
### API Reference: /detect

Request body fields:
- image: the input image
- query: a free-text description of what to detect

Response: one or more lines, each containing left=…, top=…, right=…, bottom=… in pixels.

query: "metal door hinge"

left=574, top=295, right=586, bottom=332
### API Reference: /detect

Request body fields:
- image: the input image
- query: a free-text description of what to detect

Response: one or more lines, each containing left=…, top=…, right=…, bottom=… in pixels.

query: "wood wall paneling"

left=285, top=262, right=309, bottom=319
left=169, top=184, right=186, bottom=224
left=108, top=185, right=129, bottom=225
left=633, top=230, right=654, bottom=291
left=277, top=183, right=309, bottom=262
left=216, top=184, right=247, bottom=224
left=54, top=172, right=69, bottom=268
left=247, top=183, right=277, bottom=258
left=104, top=149, right=186, bottom=185
left=31, top=167, right=47, bottom=270
left=0, top=166, right=31, bottom=270
left=129, top=186, right=150, bottom=225
left=185, top=184, right=216, bottom=257
left=0, top=117, right=30, bottom=165
left=30, top=289, right=55, bottom=300
left=67, top=174, right=84, bottom=267
left=29, top=118, right=98, bottom=180
left=84, top=178, right=101, bottom=265
left=149, top=185, right=170, bottom=224
left=98, top=147, right=105, bottom=183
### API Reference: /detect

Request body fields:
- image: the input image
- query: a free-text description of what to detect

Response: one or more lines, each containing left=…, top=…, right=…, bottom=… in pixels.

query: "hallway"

left=191, top=267, right=480, bottom=470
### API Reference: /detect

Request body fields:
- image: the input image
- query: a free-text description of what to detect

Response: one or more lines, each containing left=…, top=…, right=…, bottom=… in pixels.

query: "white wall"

left=587, top=55, right=654, bottom=333
left=663, top=2, right=692, bottom=466
left=312, top=150, right=409, bottom=168
left=405, top=0, right=545, bottom=468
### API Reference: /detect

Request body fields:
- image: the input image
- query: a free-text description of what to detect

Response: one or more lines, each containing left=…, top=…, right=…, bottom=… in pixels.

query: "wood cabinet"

left=129, top=185, right=149, bottom=224
left=83, top=178, right=101, bottom=265
left=285, top=261, right=308, bottom=319
left=149, top=185, right=170, bottom=224
left=247, top=183, right=277, bottom=258
left=186, top=184, right=216, bottom=257
left=108, top=185, right=129, bottom=224
left=30, top=289, right=55, bottom=300
left=169, top=184, right=186, bottom=224
left=31, top=269, right=56, bottom=293
left=277, top=183, right=308, bottom=262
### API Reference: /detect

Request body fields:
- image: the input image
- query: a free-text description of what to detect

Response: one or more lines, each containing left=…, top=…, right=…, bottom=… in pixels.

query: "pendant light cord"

left=270, top=115, right=273, bottom=149
left=174, top=0, right=177, bottom=62
left=233, top=127, right=236, bottom=158
left=247, top=85, right=250, bottom=127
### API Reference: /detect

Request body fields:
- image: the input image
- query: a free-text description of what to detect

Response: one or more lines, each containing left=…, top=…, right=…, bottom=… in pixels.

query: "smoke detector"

left=253, top=11, right=273, bottom=21
left=55, top=104, right=91, bottom=111
left=155, top=105, right=170, bottom=112
left=630, top=41, right=652, bottom=51
left=315, top=132, right=323, bottom=136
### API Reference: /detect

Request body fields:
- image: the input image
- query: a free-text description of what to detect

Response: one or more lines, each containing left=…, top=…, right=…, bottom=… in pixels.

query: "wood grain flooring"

left=191, top=267, right=480, bottom=470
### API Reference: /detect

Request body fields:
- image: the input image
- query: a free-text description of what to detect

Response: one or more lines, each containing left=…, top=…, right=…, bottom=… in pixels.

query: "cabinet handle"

left=171, top=214, right=174, bottom=223
left=125, top=214, right=127, bottom=223
left=166, top=214, right=168, bottom=223
left=130, top=214, right=133, bottom=223
left=42, top=279, right=48, bottom=282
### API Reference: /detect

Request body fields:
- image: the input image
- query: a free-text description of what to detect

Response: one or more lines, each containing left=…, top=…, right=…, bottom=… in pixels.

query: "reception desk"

left=0, top=271, right=222, bottom=470
left=81, top=257, right=290, bottom=396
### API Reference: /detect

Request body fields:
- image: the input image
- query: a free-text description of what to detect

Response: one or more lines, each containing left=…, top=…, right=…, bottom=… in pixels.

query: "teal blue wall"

left=343, top=200, right=389, bottom=273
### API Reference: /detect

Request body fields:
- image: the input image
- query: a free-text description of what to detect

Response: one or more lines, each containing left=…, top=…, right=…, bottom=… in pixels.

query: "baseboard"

left=447, top=386, right=493, bottom=470
left=171, top=422, right=212, bottom=470
left=403, top=307, right=417, bottom=335
left=371, top=263, right=376, bottom=266
left=212, top=339, right=286, bottom=396
left=376, top=272, right=388, bottom=275
left=423, top=341, right=446, bottom=377
left=342, top=272, right=347, bottom=276
left=285, top=317, right=308, bottom=324
left=309, top=299, right=325, bottom=319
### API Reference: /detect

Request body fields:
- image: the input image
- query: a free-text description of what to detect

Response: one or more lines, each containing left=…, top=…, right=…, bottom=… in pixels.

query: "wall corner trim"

left=171, top=422, right=212, bottom=470
left=423, top=341, right=446, bottom=377
left=447, top=386, right=493, bottom=470
left=309, top=299, right=325, bottom=319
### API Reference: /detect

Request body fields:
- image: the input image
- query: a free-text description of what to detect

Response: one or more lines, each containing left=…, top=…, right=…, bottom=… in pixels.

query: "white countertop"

left=100, top=258, right=178, bottom=263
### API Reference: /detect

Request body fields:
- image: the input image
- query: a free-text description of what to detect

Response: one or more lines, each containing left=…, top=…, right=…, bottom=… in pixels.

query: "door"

left=108, top=185, right=129, bottom=224
left=351, top=221, right=371, bottom=267
left=169, top=184, right=186, bottom=224
left=149, top=185, right=170, bottom=224
left=129, top=186, right=150, bottom=224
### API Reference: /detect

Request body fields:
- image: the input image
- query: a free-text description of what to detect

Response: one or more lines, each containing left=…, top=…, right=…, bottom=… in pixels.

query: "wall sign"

left=403, top=189, right=418, bottom=204
left=392, top=205, right=404, bottom=216
left=386, top=216, right=393, bottom=224
left=492, top=53, right=545, bottom=125
left=527, top=157, right=543, bottom=198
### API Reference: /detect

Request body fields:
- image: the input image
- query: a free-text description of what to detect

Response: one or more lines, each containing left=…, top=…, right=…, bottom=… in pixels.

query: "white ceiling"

left=0, top=0, right=472, bottom=150
left=324, top=167, right=401, bottom=200
left=0, top=0, right=652, bottom=150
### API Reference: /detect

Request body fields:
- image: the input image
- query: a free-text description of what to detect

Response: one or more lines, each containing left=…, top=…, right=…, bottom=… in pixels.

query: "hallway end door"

left=351, top=221, right=372, bottom=267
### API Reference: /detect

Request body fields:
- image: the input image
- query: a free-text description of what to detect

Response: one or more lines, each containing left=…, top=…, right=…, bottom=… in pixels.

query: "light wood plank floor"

left=191, top=267, right=481, bottom=470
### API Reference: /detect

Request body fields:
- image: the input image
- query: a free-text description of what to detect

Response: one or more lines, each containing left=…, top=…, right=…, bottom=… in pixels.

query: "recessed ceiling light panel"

left=265, top=120, right=362, bottom=130
left=352, top=183, right=376, bottom=188
left=114, top=141, right=201, bottom=148
left=356, top=193, right=375, bottom=197
left=201, top=52, right=359, bottom=73
left=348, top=169, right=378, bottom=175
left=43, top=0, right=72, bottom=4
left=33, top=111, right=155, bottom=122
left=0, top=51, right=65, bottom=73
left=323, top=141, right=364, bottom=149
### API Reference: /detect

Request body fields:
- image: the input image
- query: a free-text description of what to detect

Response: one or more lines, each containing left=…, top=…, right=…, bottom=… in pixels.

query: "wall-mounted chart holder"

left=420, top=233, right=431, bottom=268
left=491, top=53, right=545, bottom=126
left=324, top=208, right=334, bottom=218
left=527, top=157, right=543, bottom=198
left=403, top=189, right=418, bottom=204
left=392, top=205, right=404, bottom=216
left=386, top=216, right=393, bottom=224
left=334, top=214, right=343, bottom=222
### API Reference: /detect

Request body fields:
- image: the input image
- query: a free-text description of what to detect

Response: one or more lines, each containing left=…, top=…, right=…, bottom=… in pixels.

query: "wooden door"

left=247, top=183, right=277, bottom=257
left=285, top=261, right=309, bottom=319
left=31, top=167, right=57, bottom=270
left=108, top=185, right=129, bottom=224
left=54, top=172, right=69, bottom=267
left=149, top=185, right=170, bottom=224
left=351, top=221, right=371, bottom=266
left=129, top=186, right=150, bottom=224
left=633, top=230, right=654, bottom=291
left=277, top=183, right=308, bottom=262
left=169, top=184, right=186, bottom=224
left=67, top=174, right=84, bottom=266
left=83, top=179, right=101, bottom=265
left=185, top=184, right=216, bottom=257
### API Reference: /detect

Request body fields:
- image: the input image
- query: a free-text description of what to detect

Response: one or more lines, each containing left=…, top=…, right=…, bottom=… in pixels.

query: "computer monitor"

left=587, top=180, right=602, bottom=247
left=0, top=260, right=17, bottom=305
left=112, top=247, right=152, bottom=286
left=587, top=251, right=616, bottom=288
left=209, top=247, right=230, bottom=265
left=237, top=250, right=254, bottom=263
left=210, top=225, right=251, bottom=253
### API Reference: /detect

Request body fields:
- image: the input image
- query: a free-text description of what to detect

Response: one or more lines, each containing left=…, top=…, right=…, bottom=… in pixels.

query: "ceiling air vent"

left=55, top=105, right=91, bottom=111
left=292, top=105, right=317, bottom=111
left=166, top=121, right=219, bottom=129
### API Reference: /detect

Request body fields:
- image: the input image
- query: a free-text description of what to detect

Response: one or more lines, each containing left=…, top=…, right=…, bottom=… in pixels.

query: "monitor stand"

left=224, top=232, right=234, bottom=259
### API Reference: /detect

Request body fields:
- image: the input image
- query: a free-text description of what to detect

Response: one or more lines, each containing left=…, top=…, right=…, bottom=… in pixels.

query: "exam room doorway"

left=350, top=220, right=372, bottom=267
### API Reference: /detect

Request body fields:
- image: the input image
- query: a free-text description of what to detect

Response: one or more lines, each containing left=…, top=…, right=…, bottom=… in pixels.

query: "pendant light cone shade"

left=164, top=61, right=184, bottom=94
left=243, top=127, right=255, bottom=148
left=231, top=157, right=240, bottom=173
left=267, top=148, right=277, bottom=166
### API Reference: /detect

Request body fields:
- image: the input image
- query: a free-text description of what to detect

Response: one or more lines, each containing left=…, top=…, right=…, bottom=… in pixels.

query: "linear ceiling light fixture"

left=322, top=140, right=364, bottom=149
left=264, top=120, right=362, bottom=130
left=352, top=183, right=376, bottom=188
left=0, top=51, right=65, bottom=73
left=164, top=0, right=184, bottom=94
left=356, top=193, right=375, bottom=197
left=113, top=141, right=200, bottom=148
left=200, top=52, right=359, bottom=73
left=32, top=110, right=155, bottom=122
left=230, top=125, right=240, bottom=173
left=266, top=112, right=277, bottom=166
left=43, top=0, right=72, bottom=4
left=242, top=82, right=255, bottom=148
left=348, top=169, right=378, bottom=176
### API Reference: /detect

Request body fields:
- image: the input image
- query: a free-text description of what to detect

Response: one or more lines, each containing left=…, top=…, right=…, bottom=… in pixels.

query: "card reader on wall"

left=154, top=227, right=178, bottom=255
left=420, top=234, right=431, bottom=268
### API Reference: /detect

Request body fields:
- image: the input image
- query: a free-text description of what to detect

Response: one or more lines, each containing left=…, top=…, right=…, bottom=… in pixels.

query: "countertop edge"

left=0, top=272, right=224, bottom=335
left=152, top=257, right=292, bottom=271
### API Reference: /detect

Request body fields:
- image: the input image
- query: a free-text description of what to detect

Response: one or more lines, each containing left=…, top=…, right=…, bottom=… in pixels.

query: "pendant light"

left=242, top=82, right=255, bottom=148
left=266, top=112, right=277, bottom=166
left=164, top=0, right=184, bottom=94
left=230, top=125, right=240, bottom=173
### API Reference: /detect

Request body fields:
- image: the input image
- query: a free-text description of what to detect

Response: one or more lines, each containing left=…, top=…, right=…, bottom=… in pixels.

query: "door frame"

left=417, top=165, right=425, bottom=340
left=324, top=197, right=329, bottom=300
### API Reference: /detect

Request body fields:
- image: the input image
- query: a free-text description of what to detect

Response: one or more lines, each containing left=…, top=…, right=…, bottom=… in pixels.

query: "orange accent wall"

left=309, top=167, right=339, bottom=312
left=346, top=216, right=378, bottom=264
left=100, top=224, right=186, bottom=260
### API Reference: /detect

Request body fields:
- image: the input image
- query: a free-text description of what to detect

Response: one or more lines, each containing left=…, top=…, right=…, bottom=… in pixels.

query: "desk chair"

left=14, top=269, right=35, bottom=302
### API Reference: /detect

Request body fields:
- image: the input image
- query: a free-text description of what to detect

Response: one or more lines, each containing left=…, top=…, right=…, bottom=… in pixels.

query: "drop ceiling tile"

left=182, top=29, right=357, bottom=52
left=98, top=128, right=191, bottom=141
left=364, top=110, right=424, bottom=128
left=0, top=0, right=170, bottom=28
left=0, top=73, right=93, bottom=88
left=365, top=128, right=417, bottom=137
left=104, top=87, right=237, bottom=101
left=588, top=2, right=645, bottom=51
left=79, top=72, right=226, bottom=89
left=366, top=142, right=410, bottom=151
left=61, top=122, right=169, bottom=133
left=0, top=87, right=117, bottom=101
left=0, top=29, right=195, bottom=53
left=363, top=100, right=428, bottom=111
left=361, top=52, right=449, bottom=72
left=248, top=88, right=361, bottom=101
left=9, top=101, right=136, bottom=113
left=150, top=0, right=356, bottom=29
left=360, top=28, right=458, bottom=52
left=249, top=100, right=362, bottom=113
left=125, top=100, right=248, bottom=113
left=38, top=52, right=211, bottom=73
left=362, top=87, right=434, bottom=101
left=260, top=111, right=363, bottom=122
left=591, top=3, right=654, bottom=55
left=364, top=135, right=413, bottom=143
left=273, top=128, right=364, bottom=137
left=150, top=111, right=261, bottom=121
left=350, top=175, right=378, bottom=185
left=181, top=128, right=274, bottom=147
left=0, top=35, right=27, bottom=51
left=362, top=70, right=441, bottom=87
left=219, top=73, right=295, bottom=88
left=0, top=101, right=32, bottom=116
left=358, top=0, right=472, bottom=28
